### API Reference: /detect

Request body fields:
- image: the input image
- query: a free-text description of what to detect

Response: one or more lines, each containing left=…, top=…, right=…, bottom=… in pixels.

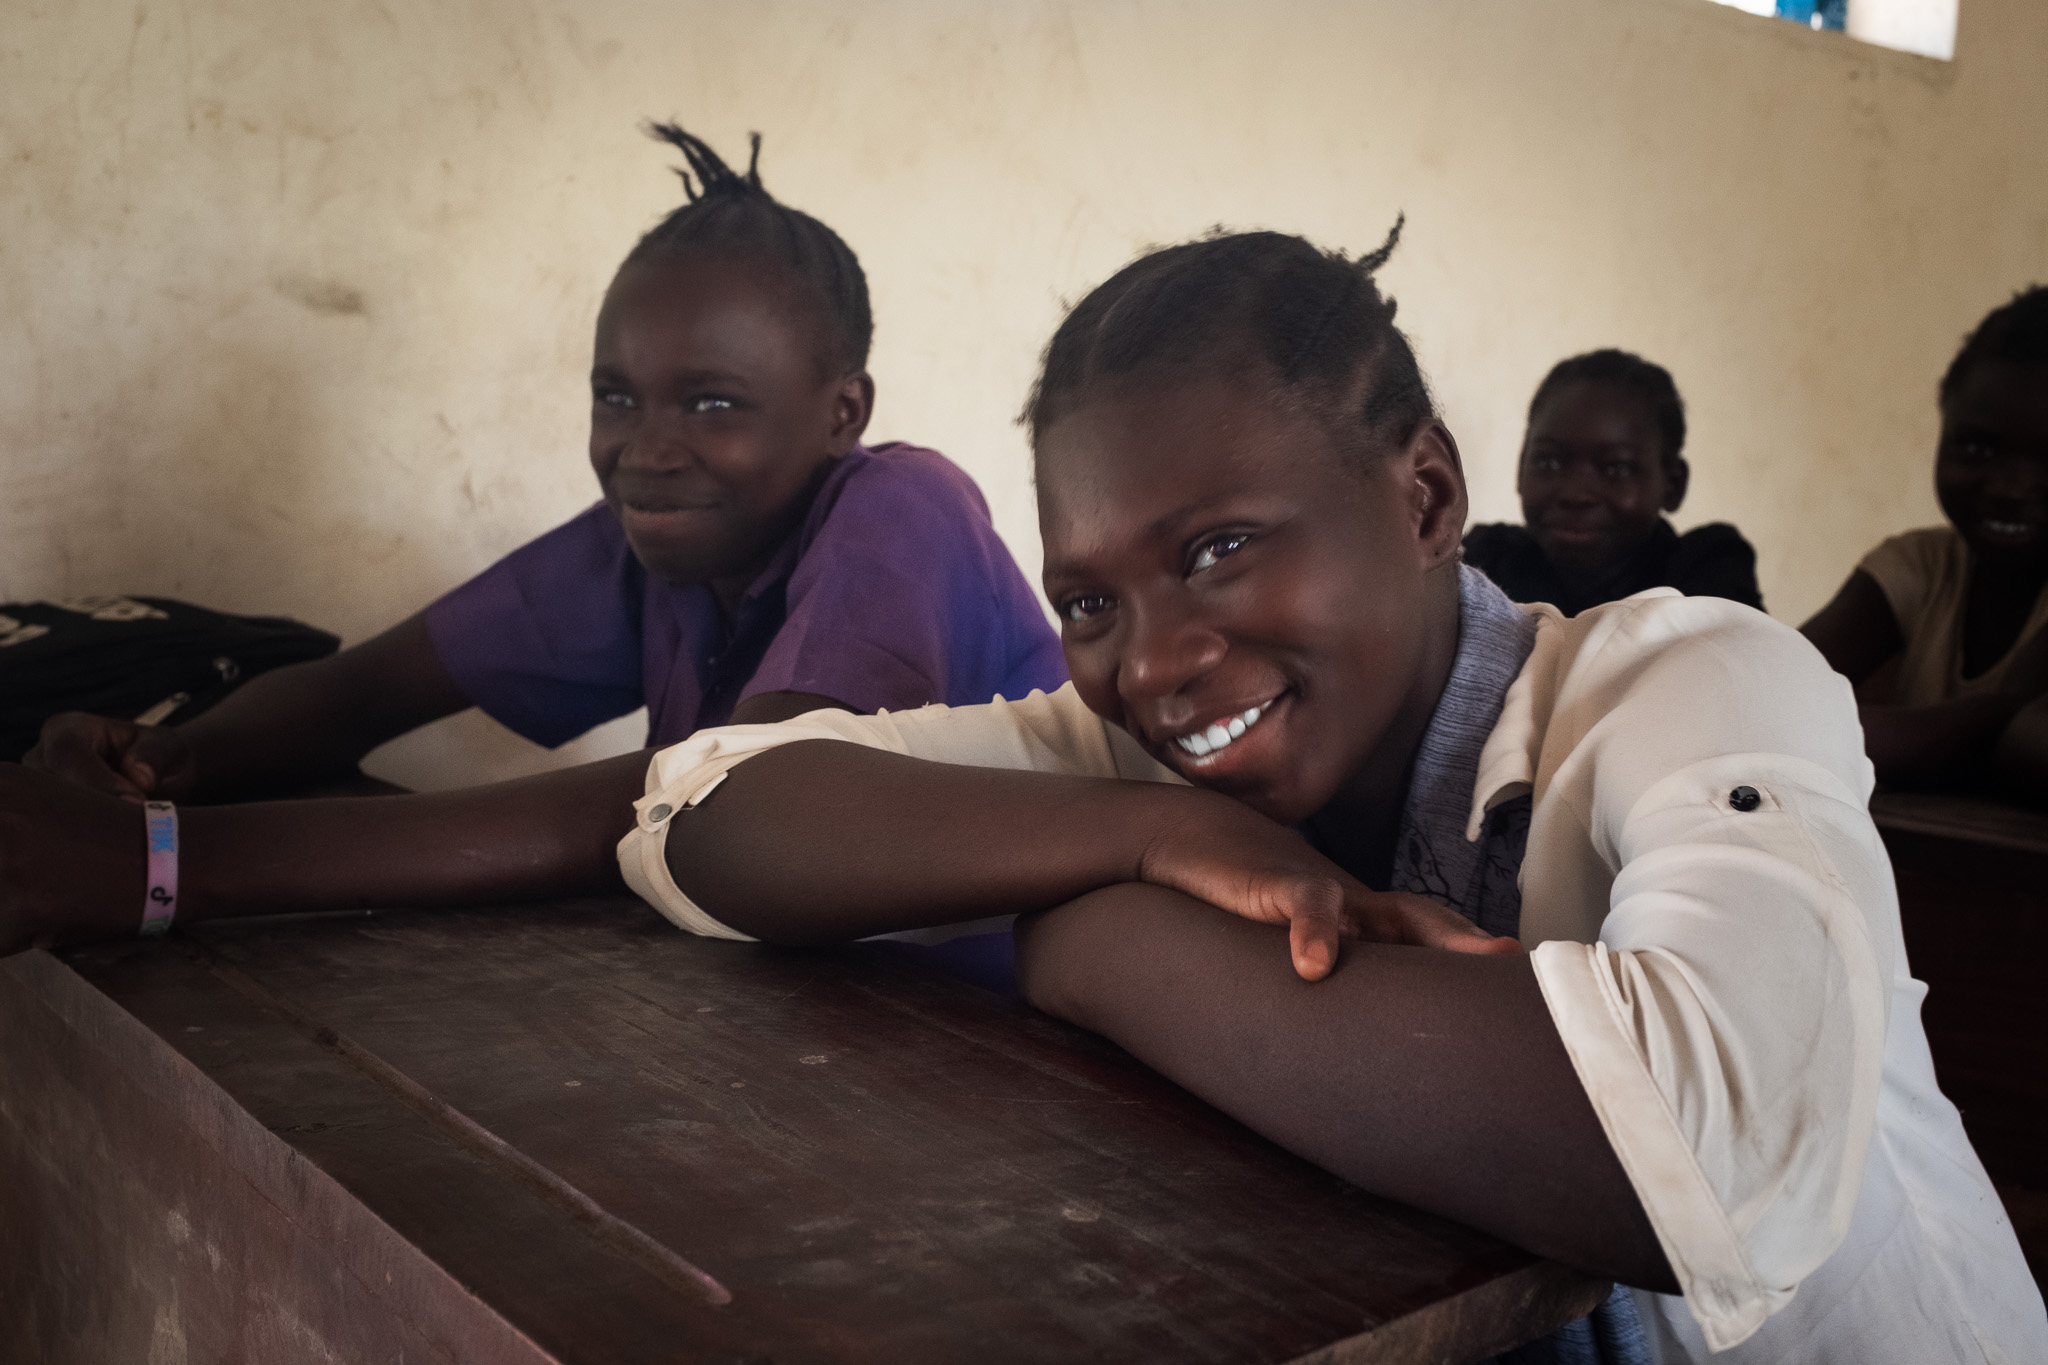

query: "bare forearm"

left=179, top=613, right=469, bottom=799
left=664, top=739, right=1232, bottom=943
left=172, top=750, right=648, bottom=923
left=1016, top=885, right=1677, bottom=1290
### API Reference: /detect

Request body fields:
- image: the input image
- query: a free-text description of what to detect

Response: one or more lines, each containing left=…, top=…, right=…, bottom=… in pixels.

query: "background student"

left=30, top=124, right=1061, bottom=804
left=616, top=229, right=2044, bottom=1363
left=1463, top=349, right=1763, bottom=617
left=1801, top=285, right=2048, bottom=791
left=0, top=125, right=1062, bottom=940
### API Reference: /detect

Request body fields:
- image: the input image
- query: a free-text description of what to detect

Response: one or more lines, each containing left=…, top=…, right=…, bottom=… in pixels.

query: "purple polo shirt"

left=423, top=442, right=1067, bottom=748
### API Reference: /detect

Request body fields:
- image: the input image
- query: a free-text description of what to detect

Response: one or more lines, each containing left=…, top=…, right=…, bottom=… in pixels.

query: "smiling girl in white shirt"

left=617, top=226, right=2045, bottom=1363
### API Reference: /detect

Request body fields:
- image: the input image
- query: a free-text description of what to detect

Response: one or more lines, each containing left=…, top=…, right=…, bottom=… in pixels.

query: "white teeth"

left=1986, top=520, right=2033, bottom=535
left=1174, top=701, right=1272, bottom=760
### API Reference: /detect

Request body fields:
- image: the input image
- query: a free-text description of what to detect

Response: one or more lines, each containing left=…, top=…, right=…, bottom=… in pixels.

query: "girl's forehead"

left=1947, top=360, right=2048, bottom=413
left=1039, top=383, right=1324, bottom=484
left=603, top=248, right=841, bottom=374
left=1534, top=379, right=1653, bottom=427
left=606, top=248, right=788, bottom=314
left=1035, top=384, right=1372, bottom=548
left=599, top=254, right=818, bottom=361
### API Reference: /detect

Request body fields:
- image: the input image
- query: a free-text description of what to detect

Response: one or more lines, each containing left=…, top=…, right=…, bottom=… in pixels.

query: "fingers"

left=24, top=714, right=150, bottom=801
left=1284, top=876, right=1346, bottom=981
left=1355, top=889, right=1526, bottom=956
left=118, top=751, right=160, bottom=799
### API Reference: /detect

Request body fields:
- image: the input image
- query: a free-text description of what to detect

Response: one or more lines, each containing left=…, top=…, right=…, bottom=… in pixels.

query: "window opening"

left=1697, top=0, right=1957, bottom=59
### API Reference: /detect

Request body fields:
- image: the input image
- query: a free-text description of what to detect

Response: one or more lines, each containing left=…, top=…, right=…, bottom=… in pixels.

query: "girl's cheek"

left=1064, top=658, right=1125, bottom=727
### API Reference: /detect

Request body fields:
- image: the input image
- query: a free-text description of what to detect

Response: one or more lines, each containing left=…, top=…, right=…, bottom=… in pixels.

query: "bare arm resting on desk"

left=658, top=735, right=1673, bottom=1289
left=0, top=689, right=844, bottom=950
left=1018, top=886, right=1677, bottom=1292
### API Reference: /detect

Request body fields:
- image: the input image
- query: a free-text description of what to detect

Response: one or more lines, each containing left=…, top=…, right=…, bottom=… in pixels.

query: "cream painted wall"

left=5, top=0, right=2045, bottom=787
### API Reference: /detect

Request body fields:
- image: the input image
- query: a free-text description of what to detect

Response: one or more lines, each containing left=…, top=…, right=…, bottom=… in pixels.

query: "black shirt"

left=1461, top=519, right=1764, bottom=619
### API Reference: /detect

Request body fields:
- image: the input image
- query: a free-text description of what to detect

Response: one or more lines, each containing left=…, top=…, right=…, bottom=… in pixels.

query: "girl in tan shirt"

left=1802, top=285, right=2048, bottom=788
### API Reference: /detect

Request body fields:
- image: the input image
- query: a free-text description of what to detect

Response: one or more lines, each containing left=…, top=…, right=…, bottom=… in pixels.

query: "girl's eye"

left=1957, top=440, right=1995, bottom=462
left=595, top=389, right=634, bottom=410
left=1189, top=534, right=1250, bottom=575
left=687, top=395, right=736, bottom=415
left=1601, top=461, right=1635, bottom=480
left=1060, top=594, right=1114, bottom=624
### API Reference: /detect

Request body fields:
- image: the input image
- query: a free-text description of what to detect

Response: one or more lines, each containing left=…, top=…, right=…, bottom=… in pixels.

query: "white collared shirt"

left=618, top=590, right=2046, bottom=1362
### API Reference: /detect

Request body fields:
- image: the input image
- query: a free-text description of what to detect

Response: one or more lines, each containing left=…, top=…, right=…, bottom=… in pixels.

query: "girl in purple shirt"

left=4, top=125, right=1061, bottom=942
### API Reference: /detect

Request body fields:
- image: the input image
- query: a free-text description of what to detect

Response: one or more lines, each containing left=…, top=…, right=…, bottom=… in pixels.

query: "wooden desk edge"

left=8, top=936, right=1611, bottom=1365
left=1868, top=791, right=2048, bottom=857
left=1287, top=1259, right=1612, bottom=1365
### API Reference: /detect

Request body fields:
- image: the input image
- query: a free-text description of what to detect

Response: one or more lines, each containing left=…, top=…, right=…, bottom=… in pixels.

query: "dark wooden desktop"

left=0, top=901, right=1606, bottom=1364
left=1871, top=789, right=2048, bottom=1285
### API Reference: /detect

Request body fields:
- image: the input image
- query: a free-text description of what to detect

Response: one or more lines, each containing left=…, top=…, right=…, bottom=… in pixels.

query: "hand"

left=0, top=764, right=149, bottom=957
left=1137, top=803, right=1522, bottom=981
left=24, top=711, right=199, bottom=802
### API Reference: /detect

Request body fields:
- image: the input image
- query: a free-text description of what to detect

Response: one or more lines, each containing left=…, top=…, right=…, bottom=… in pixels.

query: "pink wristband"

left=141, top=800, right=179, bottom=937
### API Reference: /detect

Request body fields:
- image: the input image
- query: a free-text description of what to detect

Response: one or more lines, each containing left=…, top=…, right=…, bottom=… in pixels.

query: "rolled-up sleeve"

left=1512, top=598, right=1894, bottom=1351
left=617, top=684, right=1174, bottom=938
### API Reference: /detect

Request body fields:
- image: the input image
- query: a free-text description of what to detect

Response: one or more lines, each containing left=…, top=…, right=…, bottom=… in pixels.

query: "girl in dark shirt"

left=1463, top=350, right=1763, bottom=617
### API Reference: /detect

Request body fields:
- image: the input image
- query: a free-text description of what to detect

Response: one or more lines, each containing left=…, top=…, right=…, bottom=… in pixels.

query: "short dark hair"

left=1023, top=220, right=1434, bottom=463
left=1940, top=285, right=2048, bottom=405
left=1527, top=349, right=1686, bottom=467
left=626, top=122, right=873, bottom=374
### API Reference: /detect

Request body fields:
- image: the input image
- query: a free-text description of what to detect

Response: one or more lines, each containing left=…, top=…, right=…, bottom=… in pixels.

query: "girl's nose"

left=1117, top=598, right=1228, bottom=716
left=618, top=416, right=695, bottom=473
left=1555, top=463, right=1604, bottom=502
left=1984, top=455, right=2048, bottom=504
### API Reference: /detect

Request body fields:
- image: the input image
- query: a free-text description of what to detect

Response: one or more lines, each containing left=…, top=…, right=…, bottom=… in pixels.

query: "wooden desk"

left=1870, top=789, right=2048, bottom=1283
left=0, top=902, right=1606, bottom=1364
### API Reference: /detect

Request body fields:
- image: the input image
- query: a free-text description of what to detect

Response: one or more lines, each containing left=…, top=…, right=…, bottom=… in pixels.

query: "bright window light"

left=1696, top=0, right=1957, bottom=58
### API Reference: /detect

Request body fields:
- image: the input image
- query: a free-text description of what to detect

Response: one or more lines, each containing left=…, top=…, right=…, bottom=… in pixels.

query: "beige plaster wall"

left=5, top=0, right=2045, bottom=787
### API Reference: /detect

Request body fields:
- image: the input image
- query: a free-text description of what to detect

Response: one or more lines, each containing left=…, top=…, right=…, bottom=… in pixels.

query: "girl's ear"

left=830, top=371, right=876, bottom=450
left=1404, top=421, right=1469, bottom=571
left=1662, top=456, right=1691, bottom=514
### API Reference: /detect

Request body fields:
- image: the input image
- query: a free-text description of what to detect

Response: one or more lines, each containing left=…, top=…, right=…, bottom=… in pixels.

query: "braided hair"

left=1526, top=349, right=1686, bottom=468
left=1941, top=285, right=2048, bottom=404
left=626, top=122, right=873, bottom=374
left=1024, top=220, right=1434, bottom=465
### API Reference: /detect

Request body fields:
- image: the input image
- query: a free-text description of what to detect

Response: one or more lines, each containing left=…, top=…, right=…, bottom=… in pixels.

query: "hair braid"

left=1024, top=218, right=1434, bottom=467
left=624, top=121, right=873, bottom=374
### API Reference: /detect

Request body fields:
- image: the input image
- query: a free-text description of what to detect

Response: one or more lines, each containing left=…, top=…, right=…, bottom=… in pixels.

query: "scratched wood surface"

left=1870, top=791, right=2048, bottom=1284
left=7, top=900, right=1608, bottom=1363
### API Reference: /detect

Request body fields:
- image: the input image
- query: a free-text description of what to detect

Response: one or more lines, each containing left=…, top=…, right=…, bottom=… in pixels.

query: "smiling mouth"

left=619, top=499, right=718, bottom=516
left=1983, top=519, right=2040, bottom=537
left=1170, top=696, right=1280, bottom=762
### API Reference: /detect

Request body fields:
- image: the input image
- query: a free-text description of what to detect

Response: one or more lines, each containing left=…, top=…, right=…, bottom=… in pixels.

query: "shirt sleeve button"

left=647, top=803, right=674, bottom=823
left=1729, top=786, right=1761, bottom=812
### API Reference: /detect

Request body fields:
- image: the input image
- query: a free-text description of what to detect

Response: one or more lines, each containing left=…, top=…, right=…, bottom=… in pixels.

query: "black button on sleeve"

left=1729, top=785, right=1762, bottom=812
